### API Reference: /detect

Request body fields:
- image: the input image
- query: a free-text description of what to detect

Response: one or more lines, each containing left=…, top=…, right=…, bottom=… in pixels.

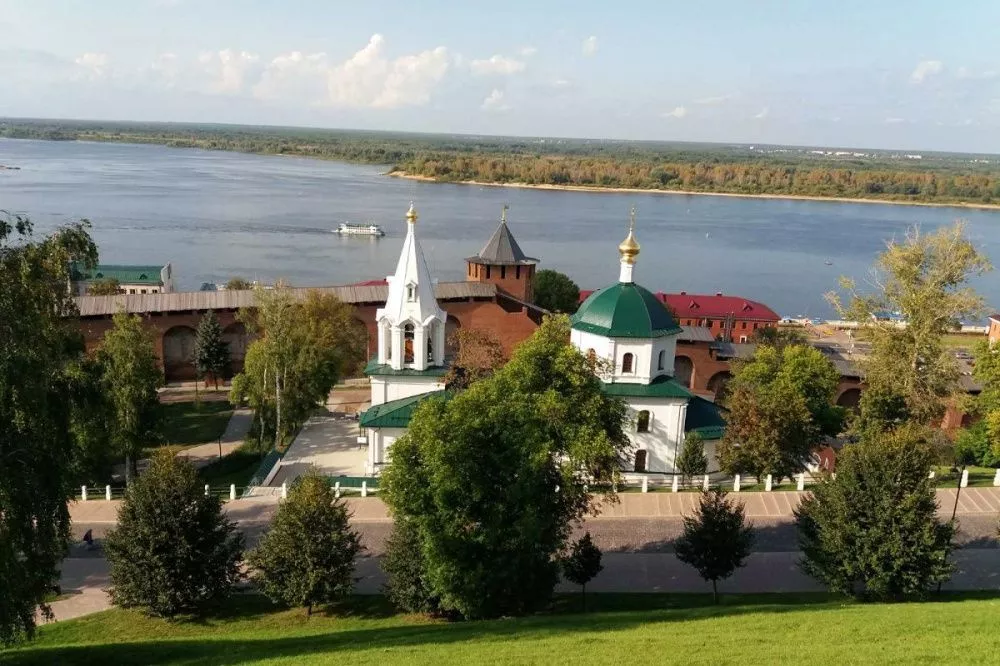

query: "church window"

left=634, top=449, right=647, bottom=472
left=404, top=323, right=415, bottom=363
left=657, top=349, right=666, bottom=371
left=622, top=353, right=634, bottom=374
left=406, top=283, right=416, bottom=302
left=637, top=410, right=650, bottom=433
left=427, top=324, right=435, bottom=362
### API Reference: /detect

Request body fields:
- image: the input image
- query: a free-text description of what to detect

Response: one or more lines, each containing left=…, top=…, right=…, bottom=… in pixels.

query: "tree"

left=561, top=532, right=603, bottom=612
left=750, top=325, right=806, bottom=351
left=533, top=269, right=580, bottom=313
left=0, top=213, right=97, bottom=645
left=718, top=344, right=842, bottom=480
left=828, top=222, right=991, bottom=424
left=104, top=451, right=244, bottom=617
left=87, top=277, right=123, bottom=295
left=194, top=310, right=230, bottom=390
left=970, top=339, right=1000, bottom=462
left=953, top=421, right=1000, bottom=467
left=381, top=315, right=630, bottom=619
left=66, top=356, right=116, bottom=485
left=248, top=471, right=362, bottom=615
left=382, top=519, right=440, bottom=615
left=676, top=431, right=708, bottom=483
left=231, top=288, right=366, bottom=448
left=225, top=277, right=253, bottom=290
left=98, top=311, right=163, bottom=484
left=443, top=328, right=506, bottom=391
left=853, top=386, right=911, bottom=439
left=795, top=425, right=955, bottom=600
left=675, top=489, right=754, bottom=603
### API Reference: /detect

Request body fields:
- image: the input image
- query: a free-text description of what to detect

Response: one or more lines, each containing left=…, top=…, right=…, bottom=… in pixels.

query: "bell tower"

left=465, top=205, right=539, bottom=302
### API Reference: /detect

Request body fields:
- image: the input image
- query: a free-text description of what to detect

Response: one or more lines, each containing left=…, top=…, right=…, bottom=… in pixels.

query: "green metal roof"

left=600, top=374, right=693, bottom=399
left=71, top=262, right=164, bottom=285
left=684, top=395, right=727, bottom=440
left=364, top=358, right=448, bottom=378
left=571, top=282, right=682, bottom=338
left=360, top=390, right=451, bottom=428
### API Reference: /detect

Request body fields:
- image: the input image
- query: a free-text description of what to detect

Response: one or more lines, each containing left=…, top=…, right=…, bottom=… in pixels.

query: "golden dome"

left=406, top=202, right=418, bottom=223
left=618, top=206, right=640, bottom=264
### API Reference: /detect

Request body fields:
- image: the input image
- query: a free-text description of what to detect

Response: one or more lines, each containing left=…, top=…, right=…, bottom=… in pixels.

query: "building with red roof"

left=579, top=290, right=779, bottom=343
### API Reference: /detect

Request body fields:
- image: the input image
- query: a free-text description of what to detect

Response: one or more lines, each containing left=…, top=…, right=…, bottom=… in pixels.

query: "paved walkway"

left=175, top=408, right=252, bottom=469
left=269, top=410, right=367, bottom=486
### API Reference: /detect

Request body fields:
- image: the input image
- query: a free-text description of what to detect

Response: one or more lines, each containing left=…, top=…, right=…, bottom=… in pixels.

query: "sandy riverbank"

left=387, top=171, right=1000, bottom=211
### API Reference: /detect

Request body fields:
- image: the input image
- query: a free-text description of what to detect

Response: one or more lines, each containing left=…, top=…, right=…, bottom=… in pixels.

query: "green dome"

left=571, top=282, right=681, bottom=338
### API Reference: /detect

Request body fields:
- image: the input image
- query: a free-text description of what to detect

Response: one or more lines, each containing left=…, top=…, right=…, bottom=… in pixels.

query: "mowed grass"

left=158, top=401, right=234, bottom=448
left=6, top=593, right=1000, bottom=665
left=197, top=441, right=266, bottom=489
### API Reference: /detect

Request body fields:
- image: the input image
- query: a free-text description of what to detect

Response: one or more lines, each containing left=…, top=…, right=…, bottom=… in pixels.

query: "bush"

left=383, top=519, right=440, bottom=615
left=105, top=452, right=244, bottom=617
left=795, top=425, right=955, bottom=600
left=954, top=421, right=1000, bottom=467
left=676, top=432, right=708, bottom=483
left=248, top=471, right=362, bottom=615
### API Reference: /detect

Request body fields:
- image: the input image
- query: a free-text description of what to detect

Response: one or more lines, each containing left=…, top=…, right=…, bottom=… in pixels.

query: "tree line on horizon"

left=4, top=119, right=1000, bottom=205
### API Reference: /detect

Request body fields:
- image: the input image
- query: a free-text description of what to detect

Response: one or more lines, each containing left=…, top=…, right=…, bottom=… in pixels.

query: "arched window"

left=406, top=283, right=416, bottom=302
left=634, top=450, right=647, bottom=473
left=657, top=349, right=666, bottom=371
left=637, top=410, right=650, bottom=433
left=404, top=323, right=415, bottom=363
left=622, top=353, right=634, bottom=374
left=426, top=323, right=435, bottom=363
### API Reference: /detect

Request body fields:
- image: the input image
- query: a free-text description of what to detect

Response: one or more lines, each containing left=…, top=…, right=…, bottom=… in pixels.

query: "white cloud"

left=519, top=46, right=537, bottom=57
left=198, top=49, right=260, bottom=94
left=910, top=60, right=943, bottom=84
left=551, top=78, right=571, bottom=88
left=470, top=54, right=526, bottom=76
left=956, top=66, right=997, bottom=80
left=254, top=51, right=329, bottom=103
left=754, top=106, right=769, bottom=119
left=662, top=106, right=687, bottom=119
left=694, top=93, right=736, bottom=105
left=884, top=116, right=906, bottom=124
left=582, top=36, right=598, bottom=56
left=74, top=52, right=110, bottom=79
left=481, top=88, right=510, bottom=111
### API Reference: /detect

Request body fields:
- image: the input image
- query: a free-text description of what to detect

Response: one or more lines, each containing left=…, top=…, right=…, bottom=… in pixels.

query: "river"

left=2, top=137, right=998, bottom=318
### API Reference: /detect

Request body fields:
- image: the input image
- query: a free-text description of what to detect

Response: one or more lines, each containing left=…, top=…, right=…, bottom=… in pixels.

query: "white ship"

left=334, top=222, right=385, bottom=237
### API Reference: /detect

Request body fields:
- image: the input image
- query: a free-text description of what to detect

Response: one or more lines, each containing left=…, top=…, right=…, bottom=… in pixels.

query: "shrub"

left=675, top=489, right=754, bottom=603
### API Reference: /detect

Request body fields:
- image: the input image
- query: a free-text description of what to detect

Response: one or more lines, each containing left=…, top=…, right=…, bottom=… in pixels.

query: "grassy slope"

left=197, top=442, right=265, bottom=488
left=147, top=401, right=233, bottom=456
left=5, top=593, right=999, bottom=665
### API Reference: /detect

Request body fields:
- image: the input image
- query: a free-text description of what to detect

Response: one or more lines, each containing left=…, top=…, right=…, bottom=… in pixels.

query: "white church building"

left=360, top=204, right=724, bottom=476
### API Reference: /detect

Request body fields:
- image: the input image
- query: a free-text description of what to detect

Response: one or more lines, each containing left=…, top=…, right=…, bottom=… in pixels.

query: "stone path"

left=269, top=410, right=367, bottom=487
left=175, top=408, right=252, bottom=469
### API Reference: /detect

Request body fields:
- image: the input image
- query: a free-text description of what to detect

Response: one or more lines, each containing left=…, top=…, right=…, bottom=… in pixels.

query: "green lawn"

left=198, top=441, right=267, bottom=490
left=6, top=593, right=1000, bottom=665
left=933, top=465, right=998, bottom=488
left=942, top=332, right=985, bottom=350
left=144, top=401, right=233, bottom=457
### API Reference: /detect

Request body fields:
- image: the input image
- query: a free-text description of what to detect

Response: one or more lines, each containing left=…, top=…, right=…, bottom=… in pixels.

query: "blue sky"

left=2, top=0, right=999, bottom=152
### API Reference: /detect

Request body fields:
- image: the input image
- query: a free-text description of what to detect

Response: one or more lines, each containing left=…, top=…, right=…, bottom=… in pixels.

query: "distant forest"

left=3, top=118, right=999, bottom=205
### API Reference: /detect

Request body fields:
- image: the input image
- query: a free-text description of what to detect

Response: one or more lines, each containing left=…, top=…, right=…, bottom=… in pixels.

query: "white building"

left=569, top=211, right=725, bottom=474
left=360, top=204, right=449, bottom=475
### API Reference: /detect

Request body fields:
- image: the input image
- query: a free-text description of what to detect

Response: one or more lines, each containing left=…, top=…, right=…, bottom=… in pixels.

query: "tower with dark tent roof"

left=465, top=205, right=538, bottom=302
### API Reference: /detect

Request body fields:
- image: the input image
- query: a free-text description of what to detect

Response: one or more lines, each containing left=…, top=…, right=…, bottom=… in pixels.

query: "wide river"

left=2, top=138, right=999, bottom=318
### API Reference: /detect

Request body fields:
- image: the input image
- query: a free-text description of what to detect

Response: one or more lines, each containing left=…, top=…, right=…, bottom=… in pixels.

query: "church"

left=360, top=203, right=725, bottom=477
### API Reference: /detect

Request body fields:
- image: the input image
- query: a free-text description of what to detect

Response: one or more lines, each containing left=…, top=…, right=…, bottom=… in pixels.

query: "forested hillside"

left=3, top=118, right=998, bottom=205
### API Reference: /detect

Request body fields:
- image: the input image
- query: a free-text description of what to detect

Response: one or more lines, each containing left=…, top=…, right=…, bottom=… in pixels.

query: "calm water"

left=2, top=138, right=999, bottom=318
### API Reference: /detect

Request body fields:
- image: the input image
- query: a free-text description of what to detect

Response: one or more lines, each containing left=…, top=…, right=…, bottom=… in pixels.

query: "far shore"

left=387, top=171, right=1000, bottom=211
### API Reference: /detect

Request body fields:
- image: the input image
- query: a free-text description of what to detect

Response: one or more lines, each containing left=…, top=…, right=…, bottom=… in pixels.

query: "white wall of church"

left=366, top=426, right=406, bottom=475
left=625, top=398, right=686, bottom=473
left=369, top=376, right=445, bottom=406
left=571, top=330, right=678, bottom=383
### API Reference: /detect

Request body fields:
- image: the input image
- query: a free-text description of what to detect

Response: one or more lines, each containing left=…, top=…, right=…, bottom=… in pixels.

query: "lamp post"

left=937, top=464, right=966, bottom=595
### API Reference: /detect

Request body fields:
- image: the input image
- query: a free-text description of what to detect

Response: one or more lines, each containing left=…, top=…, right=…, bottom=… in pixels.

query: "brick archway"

left=163, top=325, right=197, bottom=381
left=707, top=370, right=733, bottom=403
left=673, top=355, right=694, bottom=388
left=836, top=387, right=862, bottom=410
left=222, top=322, right=250, bottom=376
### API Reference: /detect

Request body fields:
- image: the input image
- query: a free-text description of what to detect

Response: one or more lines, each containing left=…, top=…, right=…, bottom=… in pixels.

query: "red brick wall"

left=465, top=261, right=535, bottom=303
left=674, top=318, right=776, bottom=343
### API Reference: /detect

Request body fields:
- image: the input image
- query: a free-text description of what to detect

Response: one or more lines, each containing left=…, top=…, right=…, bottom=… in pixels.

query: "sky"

left=1, top=0, right=999, bottom=152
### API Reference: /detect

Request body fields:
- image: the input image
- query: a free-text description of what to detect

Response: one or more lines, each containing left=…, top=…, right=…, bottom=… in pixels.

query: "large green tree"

left=105, top=452, right=244, bottom=617
left=828, top=222, right=991, bottom=424
left=97, top=311, right=163, bottom=484
left=381, top=315, right=630, bottom=619
left=0, top=214, right=97, bottom=645
left=231, top=288, right=365, bottom=448
left=532, top=269, right=581, bottom=313
left=718, top=344, right=843, bottom=479
left=795, top=425, right=955, bottom=600
left=87, top=277, right=123, bottom=295
left=970, top=339, right=1000, bottom=462
left=248, top=471, right=362, bottom=615
left=194, top=310, right=229, bottom=390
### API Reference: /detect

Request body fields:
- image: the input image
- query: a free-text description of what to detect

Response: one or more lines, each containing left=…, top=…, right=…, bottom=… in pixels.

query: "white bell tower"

left=375, top=203, right=447, bottom=372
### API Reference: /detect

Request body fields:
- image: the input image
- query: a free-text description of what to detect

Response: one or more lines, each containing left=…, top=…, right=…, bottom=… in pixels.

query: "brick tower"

left=465, top=205, right=538, bottom=302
